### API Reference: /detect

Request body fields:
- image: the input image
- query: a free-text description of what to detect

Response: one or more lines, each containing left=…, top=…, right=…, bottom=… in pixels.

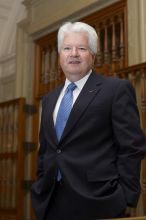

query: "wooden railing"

left=0, top=98, right=26, bottom=220
left=34, top=0, right=128, bottom=98
left=115, top=62, right=146, bottom=216
left=82, top=0, right=128, bottom=74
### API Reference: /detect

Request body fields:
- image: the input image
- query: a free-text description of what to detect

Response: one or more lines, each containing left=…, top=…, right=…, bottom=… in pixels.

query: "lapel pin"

left=89, top=90, right=96, bottom=93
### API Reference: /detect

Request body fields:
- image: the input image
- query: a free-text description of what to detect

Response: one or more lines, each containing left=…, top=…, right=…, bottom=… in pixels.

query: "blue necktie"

left=55, top=82, right=77, bottom=141
left=55, top=82, right=76, bottom=181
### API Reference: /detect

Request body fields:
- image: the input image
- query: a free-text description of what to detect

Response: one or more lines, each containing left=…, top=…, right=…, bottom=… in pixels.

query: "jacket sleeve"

left=36, top=96, right=47, bottom=179
left=112, top=79, right=146, bottom=207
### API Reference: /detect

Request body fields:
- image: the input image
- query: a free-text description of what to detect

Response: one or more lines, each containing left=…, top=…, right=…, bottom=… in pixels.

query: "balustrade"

left=0, top=98, right=26, bottom=220
left=92, top=12, right=126, bottom=74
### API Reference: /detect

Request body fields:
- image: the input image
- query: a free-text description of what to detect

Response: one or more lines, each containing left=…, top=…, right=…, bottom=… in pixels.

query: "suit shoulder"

left=95, top=73, right=131, bottom=87
left=92, top=72, right=133, bottom=97
left=102, top=74, right=128, bottom=84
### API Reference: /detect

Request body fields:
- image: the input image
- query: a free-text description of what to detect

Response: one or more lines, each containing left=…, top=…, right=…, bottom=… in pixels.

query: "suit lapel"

left=60, top=72, right=103, bottom=142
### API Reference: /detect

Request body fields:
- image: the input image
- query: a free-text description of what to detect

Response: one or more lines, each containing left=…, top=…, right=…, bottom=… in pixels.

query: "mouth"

left=68, top=60, right=81, bottom=64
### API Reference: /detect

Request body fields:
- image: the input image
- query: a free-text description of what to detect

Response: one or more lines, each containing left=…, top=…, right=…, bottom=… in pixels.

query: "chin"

left=65, top=72, right=84, bottom=82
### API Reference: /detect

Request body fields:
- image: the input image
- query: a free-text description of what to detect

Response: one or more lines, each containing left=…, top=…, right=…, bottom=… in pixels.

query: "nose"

left=70, top=47, right=79, bottom=57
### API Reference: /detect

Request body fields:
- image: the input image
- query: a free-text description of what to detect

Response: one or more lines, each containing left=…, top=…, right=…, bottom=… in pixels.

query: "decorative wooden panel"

left=0, top=98, right=26, bottom=220
left=33, top=0, right=128, bottom=98
left=81, top=0, right=128, bottom=75
left=34, top=31, right=65, bottom=98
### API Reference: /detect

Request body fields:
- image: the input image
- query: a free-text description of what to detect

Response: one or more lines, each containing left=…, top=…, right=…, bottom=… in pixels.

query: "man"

left=31, top=22, right=146, bottom=220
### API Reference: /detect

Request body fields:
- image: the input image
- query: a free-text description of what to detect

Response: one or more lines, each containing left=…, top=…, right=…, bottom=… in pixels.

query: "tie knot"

left=67, top=82, right=77, bottom=92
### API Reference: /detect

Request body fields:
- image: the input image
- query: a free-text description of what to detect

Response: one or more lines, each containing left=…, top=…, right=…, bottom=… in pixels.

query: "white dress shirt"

left=53, top=70, right=92, bottom=124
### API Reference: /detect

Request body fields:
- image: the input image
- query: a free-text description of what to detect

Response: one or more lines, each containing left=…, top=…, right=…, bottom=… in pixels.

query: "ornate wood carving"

left=0, top=98, right=26, bottom=220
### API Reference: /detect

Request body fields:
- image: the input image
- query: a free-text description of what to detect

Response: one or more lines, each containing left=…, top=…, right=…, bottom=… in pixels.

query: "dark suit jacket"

left=31, top=71, right=146, bottom=220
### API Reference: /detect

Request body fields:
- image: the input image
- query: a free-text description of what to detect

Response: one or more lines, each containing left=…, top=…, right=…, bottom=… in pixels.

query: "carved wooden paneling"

left=81, top=0, right=128, bottom=75
left=34, top=32, right=65, bottom=98
left=0, top=98, right=26, bottom=220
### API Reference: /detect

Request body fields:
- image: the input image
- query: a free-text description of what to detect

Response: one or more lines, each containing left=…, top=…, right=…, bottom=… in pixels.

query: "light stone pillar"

left=138, top=0, right=146, bottom=62
left=15, top=19, right=35, bottom=220
left=0, top=54, right=16, bottom=102
left=127, top=0, right=146, bottom=65
left=15, top=20, right=35, bottom=103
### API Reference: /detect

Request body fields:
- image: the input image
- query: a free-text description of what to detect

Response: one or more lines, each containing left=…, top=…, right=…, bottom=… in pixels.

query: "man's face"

left=59, top=32, right=95, bottom=81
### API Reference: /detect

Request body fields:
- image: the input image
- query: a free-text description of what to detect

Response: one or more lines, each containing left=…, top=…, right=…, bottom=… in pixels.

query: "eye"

left=62, top=47, right=71, bottom=51
left=78, top=47, right=88, bottom=51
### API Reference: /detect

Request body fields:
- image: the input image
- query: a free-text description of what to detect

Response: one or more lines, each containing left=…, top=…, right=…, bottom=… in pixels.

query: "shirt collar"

left=64, top=69, right=92, bottom=91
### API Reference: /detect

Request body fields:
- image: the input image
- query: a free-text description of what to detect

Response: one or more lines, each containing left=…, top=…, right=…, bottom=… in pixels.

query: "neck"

left=65, top=69, right=92, bottom=82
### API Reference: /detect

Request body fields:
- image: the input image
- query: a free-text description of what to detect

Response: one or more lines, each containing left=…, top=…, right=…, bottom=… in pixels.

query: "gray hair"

left=57, top=21, right=98, bottom=55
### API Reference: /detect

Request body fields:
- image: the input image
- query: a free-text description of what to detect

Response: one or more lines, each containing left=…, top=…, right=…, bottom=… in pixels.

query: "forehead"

left=63, top=32, right=89, bottom=45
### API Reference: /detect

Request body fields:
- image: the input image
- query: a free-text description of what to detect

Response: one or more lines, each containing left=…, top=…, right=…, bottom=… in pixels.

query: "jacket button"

left=57, top=149, right=61, bottom=154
